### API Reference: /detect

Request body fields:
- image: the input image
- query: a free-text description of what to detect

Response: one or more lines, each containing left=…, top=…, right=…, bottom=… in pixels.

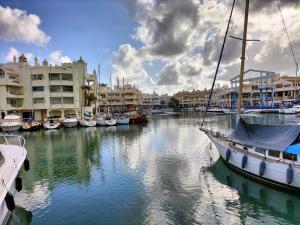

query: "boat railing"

left=0, top=134, right=26, bottom=147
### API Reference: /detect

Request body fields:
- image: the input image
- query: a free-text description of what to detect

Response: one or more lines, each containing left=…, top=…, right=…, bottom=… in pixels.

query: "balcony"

left=6, top=91, right=24, bottom=98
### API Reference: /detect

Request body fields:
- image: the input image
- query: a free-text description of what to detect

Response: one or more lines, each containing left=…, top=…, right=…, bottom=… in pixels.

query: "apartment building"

left=173, top=90, right=209, bottom=107
left=97, top=81, right=143, bottom=112
left=0, top=55, right=86, bottom=120
left=142, top=92, right=170, bottom=109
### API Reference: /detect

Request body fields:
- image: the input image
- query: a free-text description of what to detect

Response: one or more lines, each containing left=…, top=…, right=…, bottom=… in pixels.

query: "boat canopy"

left=285, top=144, right=300, bottom=154
left=228, top=119, right=300, bottom=152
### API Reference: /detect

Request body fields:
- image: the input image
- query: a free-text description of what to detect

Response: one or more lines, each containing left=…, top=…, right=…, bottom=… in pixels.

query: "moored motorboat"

left=0, top=115, right=22, bottom=132
left=43, top=117, right=61, bottom=130
left=0, top=134, right=29, bottom=225
left=114, top=114, right=130, bottom=125
left=129, top=113, right=148, bottom=124
left=63, top=114, right=78, bottom=128
left=279, top=108, right=296, bottom=114
left=96, top=115, right=116, bottom=126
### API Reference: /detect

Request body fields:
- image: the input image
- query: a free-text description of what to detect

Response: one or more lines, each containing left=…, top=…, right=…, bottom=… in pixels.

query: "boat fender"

left=225, top=149, right=231, bottom=161
left=287, top=165, right=293, bottom=184
left=24, top=158, right=30, bottom=171
left=241, top=154, right=248, bottom=169
left=259, top=161, right=266, bottom=176
left=15, top=176, right=22, bottom=192
left=5, top=192, right=15, bottom=211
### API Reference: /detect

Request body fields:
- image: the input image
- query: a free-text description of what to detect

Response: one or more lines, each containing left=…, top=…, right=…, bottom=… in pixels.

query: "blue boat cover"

left=228, top=119, right=300, bottom=151
left=285, top=144, right=300, bottom=154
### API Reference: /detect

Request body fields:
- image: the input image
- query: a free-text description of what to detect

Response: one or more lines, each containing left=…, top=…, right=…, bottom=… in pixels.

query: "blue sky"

left=1, top=0, right=299, bottom=94
left=0, top=0, right=139, bottom=84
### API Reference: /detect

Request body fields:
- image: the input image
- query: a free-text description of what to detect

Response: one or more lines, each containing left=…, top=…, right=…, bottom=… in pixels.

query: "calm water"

left=7, top=112, right=300, bottom=225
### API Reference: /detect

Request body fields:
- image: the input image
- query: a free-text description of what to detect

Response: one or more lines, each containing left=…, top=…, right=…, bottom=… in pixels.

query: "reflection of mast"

left=123, top=78, right=125, bottom=112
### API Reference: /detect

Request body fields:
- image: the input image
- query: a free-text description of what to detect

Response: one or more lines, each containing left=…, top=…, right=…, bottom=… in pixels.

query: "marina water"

left=8, top=113, right=300, bottom=225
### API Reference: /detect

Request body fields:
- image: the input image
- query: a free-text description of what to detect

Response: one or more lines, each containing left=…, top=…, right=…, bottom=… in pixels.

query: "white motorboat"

left=207, top=107, right=231, bottom=115
left=63, top=114, right=78, bottom=128
left=194, top=106, right=206, bottom=112
left=279, top=108, right=296, bottom=114
left=0, top=115, right=22, bottom=132
left=114, top=114, right=130, bottom=125
left=0, top=134, right=29, bottom=225
left=151, top=109, right=164, bottom=115
left=96, top=115, right=116, bottom=126
left=79, top=117, right=96, bottom=127
left=43, top=117, right=61, bottom=130
left=292, top=105, right=300, bottom=113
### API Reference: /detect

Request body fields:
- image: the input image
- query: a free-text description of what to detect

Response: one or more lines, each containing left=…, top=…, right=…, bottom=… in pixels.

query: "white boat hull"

left=207, top=131, right=300, bottom=191
left=43, top=122, right=61, bottom=130
left=97, top=119, right=116, bottom=126
left=279, top=108, right=296, bottom=114
left=63, top=121, right=78, bottom=128
left=79, top=120, right=96, bottom=127
left=1, top=125, right=21, bottom=132
left=116, top=118, right=129, bottom=125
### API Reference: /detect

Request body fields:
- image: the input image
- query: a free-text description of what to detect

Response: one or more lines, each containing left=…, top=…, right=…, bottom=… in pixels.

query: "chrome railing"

left=0, top=134, right=26, bottom=147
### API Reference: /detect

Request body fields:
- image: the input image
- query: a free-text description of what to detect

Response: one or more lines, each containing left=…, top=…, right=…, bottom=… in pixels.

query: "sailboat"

left=200, top=0, right=300, bottom=192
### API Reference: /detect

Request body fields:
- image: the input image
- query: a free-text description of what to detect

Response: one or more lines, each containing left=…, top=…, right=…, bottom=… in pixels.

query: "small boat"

left=21, top=121, right=31, bottom=132
left=115, top=114, right=130, bottom=125
left=151, top=109, right=164, bottom=115
left=63, top=114, right=78, bottom=128
left=0, top=114, right=22, bottom=132
left=0, top=134, right=29, bottom=225
left=43, top=117, right=61, bottom=130
left=293, top=105, right=300, bottom=113
left=79, top=112, right=96, bottom=127
left=96, top=115, right=116, bottom=126
left=207, top=107, right=231, bottom=115
left=279, top=108, right=296, bottom=114
left=129, top=113, right=148, bottom=124
left=194, top=106, right=206, bottom=112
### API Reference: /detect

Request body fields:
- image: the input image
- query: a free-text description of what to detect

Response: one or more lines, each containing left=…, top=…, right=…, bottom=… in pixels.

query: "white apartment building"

left=142, top=92, right=170, bottom=108
left=0, top=55, right=86, bottom=120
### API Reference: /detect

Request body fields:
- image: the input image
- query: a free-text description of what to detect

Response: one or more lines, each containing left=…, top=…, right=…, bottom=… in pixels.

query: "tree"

left=169, top=97, right=179, bottom=108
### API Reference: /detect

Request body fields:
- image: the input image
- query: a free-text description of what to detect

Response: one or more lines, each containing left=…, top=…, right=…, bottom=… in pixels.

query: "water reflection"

left=7, top=112, right=300, bottom=225
left=210, top=159, right=300, bottom=224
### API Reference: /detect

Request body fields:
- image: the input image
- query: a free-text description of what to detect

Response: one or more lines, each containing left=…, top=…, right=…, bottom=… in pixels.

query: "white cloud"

left=111, top=44, right=149, bottom=81
left=0, top=5, right=50, bottom=46
left=115, top=0, right=300, bottom=94
left=5, top=47, right=33, bottom=62
left=49, top=50, right=71, bottom=65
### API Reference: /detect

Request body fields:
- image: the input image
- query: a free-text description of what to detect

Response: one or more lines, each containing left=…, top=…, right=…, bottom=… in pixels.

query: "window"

left=32, top=86, right=44, bottom=92
left=0, top=68, right=4, bottom=77
left=268, top=150, right=280, bottom=158
left=62, top=73, right=73, bottom=81
left=33, top=98, right=44, bottom=104
left=62, top=86, right=73, bottom=92
left=50, top=97, right=61, bottom=104
left=49, top=73, right=60, bottom=80
left=255, top=147, right=266, bottom=154
left=283, top=152, right=297, bottom=161
left=50, top=85, right=61, bottom=92
left=63, top=97, right=74, bottom=104
left=31, top=74, right=43, bottom=80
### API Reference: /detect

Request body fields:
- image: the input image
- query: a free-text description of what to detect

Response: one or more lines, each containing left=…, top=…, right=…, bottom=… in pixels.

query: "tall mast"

left=237, top=0, right=249, bottom=114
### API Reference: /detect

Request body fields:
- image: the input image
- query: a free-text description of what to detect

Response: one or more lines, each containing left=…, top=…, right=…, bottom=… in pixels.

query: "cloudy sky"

left=0, top=0, right=300, bottom=94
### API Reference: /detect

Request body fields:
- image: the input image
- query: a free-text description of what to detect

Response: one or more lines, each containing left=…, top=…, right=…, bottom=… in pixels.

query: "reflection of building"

left=173, top=90, right=209, bottom=107
left=97, top=81, right=143, bottom=112
left=0, top=55, right=86, bottom=120
left=142, top=92, right=170, bottom=108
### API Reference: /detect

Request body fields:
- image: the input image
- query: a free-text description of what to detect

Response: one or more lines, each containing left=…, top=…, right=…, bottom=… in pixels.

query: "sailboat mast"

left=237, top=0, right=249, bottom=114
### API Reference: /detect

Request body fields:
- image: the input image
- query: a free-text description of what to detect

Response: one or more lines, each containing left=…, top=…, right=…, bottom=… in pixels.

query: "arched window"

left=0, top=68, right=4, bottom=77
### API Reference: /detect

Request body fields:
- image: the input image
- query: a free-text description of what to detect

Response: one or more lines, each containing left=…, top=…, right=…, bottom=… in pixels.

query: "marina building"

left=142, top=92, right=170, bottom=109
left=173, top=90, right=209, bottom=107
left=0, top=55, right=86, bottom=120
left=97, top=80, right=143, bottom=112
